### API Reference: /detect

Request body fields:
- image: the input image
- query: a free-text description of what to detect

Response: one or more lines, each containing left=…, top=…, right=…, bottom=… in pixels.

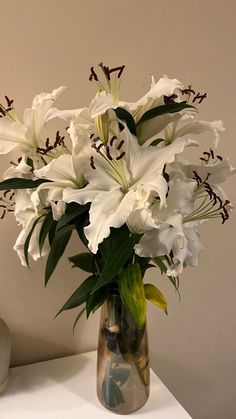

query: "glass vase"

left=97, top=294, right=150, bottom=414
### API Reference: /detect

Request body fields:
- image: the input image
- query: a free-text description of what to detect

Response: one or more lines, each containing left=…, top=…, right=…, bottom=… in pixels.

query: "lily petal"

left=84, top=188, right=137, bottom=253
left=0, top=120, right=28, bottom=154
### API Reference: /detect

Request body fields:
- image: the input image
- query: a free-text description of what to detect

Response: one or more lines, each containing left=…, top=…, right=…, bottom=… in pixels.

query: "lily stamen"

left=116, top=151, right=125, bottom=160
left=37, top=131, right=66, bottom=156
left=106, top=146, right=113, bottom=161
left=117, top=140, right=124, bottom=150
left=193, top=92, right=207, bottom=104
left=90, top=156, right=96, bottom=170
left=110, top=136, right=117, bottom=146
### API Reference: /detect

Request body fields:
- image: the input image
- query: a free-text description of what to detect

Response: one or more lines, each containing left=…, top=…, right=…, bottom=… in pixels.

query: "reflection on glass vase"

left=97, top=294, right=150, bottom=414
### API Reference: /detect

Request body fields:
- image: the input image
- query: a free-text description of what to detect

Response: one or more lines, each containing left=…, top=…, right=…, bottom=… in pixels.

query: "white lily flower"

left=14, top=218, right=49, bottom=266
left=122, top=76, right=183, bottom=121
left=179, top=157, right=236, bottom=185
left=163, top=114, right=225, bottom=148
left=88, top=75, right=184, bottom=146
left=0, top=86, right=66, bottom=154
left=89, top=75, right=182, bottom=120
left=180, top=222, right=204, bottom=268
left=63, top=124, right=195, bottom=253
left=135, top=176, right=196, bottom=259
left=3, top=155, right=33, bottom=179
left=46, top=70, right=184, bottom=150
left=34, top=153, right=85, bottom=219
left=13, top=189, right=50, bottom=265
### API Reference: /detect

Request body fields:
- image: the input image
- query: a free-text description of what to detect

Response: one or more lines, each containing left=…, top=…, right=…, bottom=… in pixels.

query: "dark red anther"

left=117, top=65, right=125, bottom=78
left=221, top=206, right=229, bottom=223
left=3, top=189, right=10, bottom=198
left=192, top=170, right=202, bottom=186
left=217, top=196, right=223, bottom=209
left=98, top=63, right=111, bottom=81
left=5, top=96, right=14, bottom=108
left=117, top=140, right=124, bottom=150
left=210, top=149, right=214, bottom=159
left=89, top=67, right=98, bottom=82
left=90, top=156, right=96, bottom=170
left=110, top=136, right=117, bottom=146
left=116, top=151, right=125, bottom=160
left=108, top=65, right=125, bottom=79
left=0, top=106, right=6, bottom=117
left=106, top=146, right=113, bottom=160
left=104, top=66, right=111, bottom=81
left=193, top=92, right=207, bottom=104
left=181, top=88, right=196, bottom=96
left=0, top=209, right=6, bottom=219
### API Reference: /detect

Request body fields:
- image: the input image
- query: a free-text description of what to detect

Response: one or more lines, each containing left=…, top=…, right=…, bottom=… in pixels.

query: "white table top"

left=1, top=351, right=191, bottom=418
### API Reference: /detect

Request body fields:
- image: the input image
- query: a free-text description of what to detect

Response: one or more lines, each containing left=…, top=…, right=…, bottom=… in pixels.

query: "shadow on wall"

left=150, top=351, right=236, bottom=419
left=10, top=332, right=95, bottom=368
left=150, top=351, right=209, bottom=418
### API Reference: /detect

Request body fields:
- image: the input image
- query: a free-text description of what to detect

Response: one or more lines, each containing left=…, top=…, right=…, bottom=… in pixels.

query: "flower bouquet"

left=0, top=64, right=235, bottom=413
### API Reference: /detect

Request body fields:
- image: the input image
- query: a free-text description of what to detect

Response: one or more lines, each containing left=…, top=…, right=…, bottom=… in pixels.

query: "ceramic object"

left=97, top=294, right=150, bottom=414
left=0, top=319, right=11, bottom=394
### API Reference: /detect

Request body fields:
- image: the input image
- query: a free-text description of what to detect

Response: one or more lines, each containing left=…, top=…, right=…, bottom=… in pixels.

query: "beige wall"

left=0, top=1, right=235, bottom=418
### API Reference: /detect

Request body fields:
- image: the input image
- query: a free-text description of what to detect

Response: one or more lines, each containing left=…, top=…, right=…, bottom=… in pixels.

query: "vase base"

left=98, top=394, right=150, bottom=415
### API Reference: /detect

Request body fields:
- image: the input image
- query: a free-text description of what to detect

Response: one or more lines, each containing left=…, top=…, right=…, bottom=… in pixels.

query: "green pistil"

left=98, top=148, right=129, bottom=192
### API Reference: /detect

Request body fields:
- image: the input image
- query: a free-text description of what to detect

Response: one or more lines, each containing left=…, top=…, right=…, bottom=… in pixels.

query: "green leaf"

left=152, top=256, right=180, bottom=297
left=39, top=211, right=55, bottom=254
left=92, top=227, right=139, bottom=293
left=152, top=256, right=166, bottom=274
left=86, top=287, right=107, bottom=317
left=99, top=225, right=131, bottom=261
left=74, top=210, right=89, bottom=247
left=56, top=202, right=89, bottom=231
left=48, top=221, right=57, bottom=246
left=26, top=157, right=34, bottom=171
left=69, top=252, right=94, bottom=273
left=119, top=263, right=146, bottom=328
left=0, top=178, right=50, bottom=190
left=56, top=274, right=98, bottom=316
left=144, top=283, right=168, bottom=314
left=24, top=216, right=43, bottom=268
left=114, top=107, right=136, bottom=135
left=73, top=306, right=86, bottom=333
left=102, top=377, right=125, bottom=408
left=149, top=138, right=165, bottom=147
left=45, top=224, right=73, bottom=285
left=137, top=102, right=195, bottom=125
left=134, top=255, right=153, bottom=276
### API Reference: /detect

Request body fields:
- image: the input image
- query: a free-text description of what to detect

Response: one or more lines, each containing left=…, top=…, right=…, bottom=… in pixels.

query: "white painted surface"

left=1, top=351, right=191, bottom=418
